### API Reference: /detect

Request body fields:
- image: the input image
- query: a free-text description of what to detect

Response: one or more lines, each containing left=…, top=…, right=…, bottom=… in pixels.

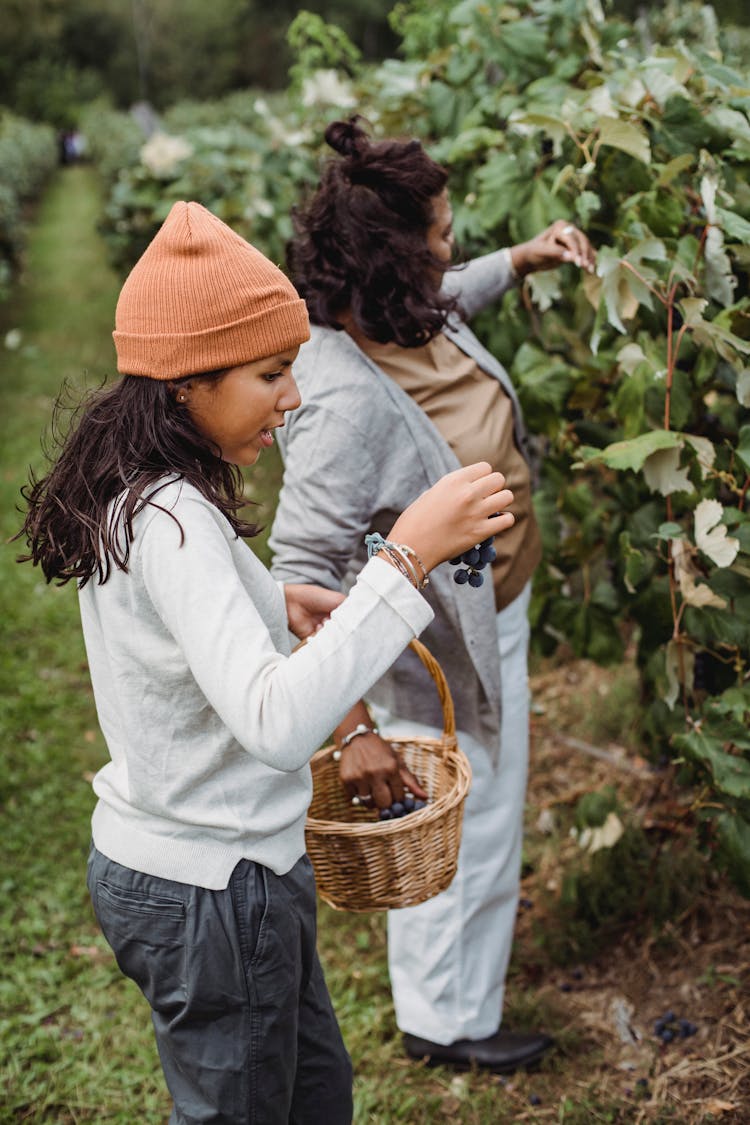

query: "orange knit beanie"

left=113, top=201, right=309, bottom=379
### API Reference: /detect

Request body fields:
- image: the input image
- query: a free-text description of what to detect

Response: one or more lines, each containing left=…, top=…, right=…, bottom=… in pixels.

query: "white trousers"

left=371, top=583, right=531, bottom=1044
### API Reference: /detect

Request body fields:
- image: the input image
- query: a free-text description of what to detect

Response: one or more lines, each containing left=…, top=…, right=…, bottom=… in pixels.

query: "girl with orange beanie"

left=17, top=201, right=515, bottom=1125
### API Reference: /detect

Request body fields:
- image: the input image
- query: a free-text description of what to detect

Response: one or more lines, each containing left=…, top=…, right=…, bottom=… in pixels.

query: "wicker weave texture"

left=305, top=640, right=472, bottom=913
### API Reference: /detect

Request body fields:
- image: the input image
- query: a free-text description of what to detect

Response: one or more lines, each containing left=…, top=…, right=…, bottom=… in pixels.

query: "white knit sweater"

left=80, top=478, right=432, bottom=889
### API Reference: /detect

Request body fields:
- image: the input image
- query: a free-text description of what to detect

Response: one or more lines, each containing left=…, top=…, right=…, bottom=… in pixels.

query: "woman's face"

left=426, top=190, right=455, bottom=265
left=178, top=348, right=301, bottom=466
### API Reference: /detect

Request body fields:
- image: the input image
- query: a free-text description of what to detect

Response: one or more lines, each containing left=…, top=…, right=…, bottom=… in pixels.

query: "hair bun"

left=325, top=117, right=370, bottom=159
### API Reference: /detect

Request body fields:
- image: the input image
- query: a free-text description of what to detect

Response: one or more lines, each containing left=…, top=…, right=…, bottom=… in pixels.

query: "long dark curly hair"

left=289, top=117, right=460, bottom=347
left=16, top=373, right=258, bottom=587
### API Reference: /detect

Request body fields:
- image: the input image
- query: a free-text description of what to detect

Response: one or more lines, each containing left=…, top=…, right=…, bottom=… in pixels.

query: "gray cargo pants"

left=87, top=846, right=353, bottom=1124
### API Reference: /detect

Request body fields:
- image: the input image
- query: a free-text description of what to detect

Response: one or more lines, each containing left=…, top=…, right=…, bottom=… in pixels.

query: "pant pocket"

left=93, top=878, right=187, bottom=1014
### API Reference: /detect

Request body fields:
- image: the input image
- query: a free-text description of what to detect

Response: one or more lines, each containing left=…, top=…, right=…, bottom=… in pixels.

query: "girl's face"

left=178, top=348, right=301, bottom=466
left=426, top=190, right=455, bottom=265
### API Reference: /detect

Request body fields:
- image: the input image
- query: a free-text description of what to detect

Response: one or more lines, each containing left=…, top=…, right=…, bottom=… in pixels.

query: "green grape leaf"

left=680, top=299, right=750, bottom=361
left=508, top=111, right=568, bottom=156
left=717, top=207, right=750, bottom=245
left=655, top=152, right=694, bottom=186
left=476, top=152, right=526, bottom=227
left=576, top=429, right=682, bottom=471
left=596, top=116, right=651, bottom=164
left=613, top=366, right=649, bottom=437
left=714, top=813, right=750, bottom=897
left=440, top=126, right=506, bottom=163
left=736, top=425, right=750, bottom=473
left=595, top=248, right=640, bottom=334
left=653, top=522, right=685, bottom=540
left=656, top=95, right=717, bottom=154
left=526, top=270, right=562, bottom=312
left=675, top=729, right=750, bottom=798
left=708, top=686, right=750, bottom=723
left=704, top=225, right=737, bottom=308
left=575, top=190, right=601, bottom=226
left=736, top=371, right=750, bottom=409
left=512, top=178, right=568, bottom=243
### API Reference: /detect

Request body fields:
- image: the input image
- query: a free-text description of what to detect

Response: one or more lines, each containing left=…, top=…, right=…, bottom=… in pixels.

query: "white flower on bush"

left=694, top=498, right=739, bottom=568
left=265, top=114, right=311, bottom=147
left=141, top=132, right=194, bottom=178
left=301, top=69, right=356, bottom=108
left=4, top=328, right=22, bottom=350
left=245, top=197, right=274, bottom=221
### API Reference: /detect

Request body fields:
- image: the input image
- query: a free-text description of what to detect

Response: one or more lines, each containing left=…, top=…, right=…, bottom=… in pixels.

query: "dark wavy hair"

left=16, top=373, right=258, bottom=587
left=289, top=116, right=460, bottom=347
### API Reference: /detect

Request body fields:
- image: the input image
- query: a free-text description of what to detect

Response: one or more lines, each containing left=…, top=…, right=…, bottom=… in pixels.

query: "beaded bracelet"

left=340, top=722, right=379, bottom=749
left=333, top=722, right=379, bottom=761
left=365, top=533, right=429, bottom=590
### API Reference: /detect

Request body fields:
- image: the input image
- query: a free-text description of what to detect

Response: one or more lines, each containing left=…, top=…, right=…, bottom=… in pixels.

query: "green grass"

left=0, top=167, right=619, bottom=1123
left=0, top=167, right=173, bottom=1123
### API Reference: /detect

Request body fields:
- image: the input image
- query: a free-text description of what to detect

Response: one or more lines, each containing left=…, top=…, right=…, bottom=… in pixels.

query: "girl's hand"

left=387, top=462, right=514, bottom=574
left=510, top=220, right=596, bottom=276
left=284, top=583, right=345, bottom=639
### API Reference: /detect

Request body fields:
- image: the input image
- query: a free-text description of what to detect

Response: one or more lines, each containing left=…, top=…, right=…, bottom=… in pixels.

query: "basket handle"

left=293, top=630, right=456, bottom=743
left=407, top=639, right=456, bottom=742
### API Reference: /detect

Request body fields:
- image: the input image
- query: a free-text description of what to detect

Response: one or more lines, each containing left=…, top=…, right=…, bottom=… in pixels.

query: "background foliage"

left=0, top=113, right=56, bottom=302
left=77, top=0, right=750, bottom=899
left=0, top=0, right=397, bottom=123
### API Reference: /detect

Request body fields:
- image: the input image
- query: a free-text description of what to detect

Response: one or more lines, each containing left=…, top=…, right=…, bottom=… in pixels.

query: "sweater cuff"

left=502, top=246, right=518, bottom=284
left=358, top=556, right=434, bottom=636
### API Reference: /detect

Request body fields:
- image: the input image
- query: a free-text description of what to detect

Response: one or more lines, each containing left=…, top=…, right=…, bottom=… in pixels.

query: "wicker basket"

left=305, top=639, right=472, bottom=913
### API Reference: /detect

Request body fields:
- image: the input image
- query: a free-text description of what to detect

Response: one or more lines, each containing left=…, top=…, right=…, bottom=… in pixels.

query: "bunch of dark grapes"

left=449, top=534, right=496, bottom=588
left=654, top=1011, right=698, bottom=1043
left=379, top=796, right=427, bottom=821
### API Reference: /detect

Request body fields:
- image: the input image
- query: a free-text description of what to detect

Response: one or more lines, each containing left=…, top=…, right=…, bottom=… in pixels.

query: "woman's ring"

left=351, top=794, right=373, bottom=807
left=562, top=224, right=574, bottom=234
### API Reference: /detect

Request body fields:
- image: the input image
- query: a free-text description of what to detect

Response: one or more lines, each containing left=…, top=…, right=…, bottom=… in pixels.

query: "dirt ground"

left=512, top=655, right=750, bottom=1123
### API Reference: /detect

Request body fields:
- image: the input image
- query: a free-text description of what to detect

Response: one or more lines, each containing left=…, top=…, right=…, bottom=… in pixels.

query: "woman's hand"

left=334, top=703, right=429, bottom=808
left=510, top=220, right=596, bottom=277
left=284, top=583, right=345, bottom=639
left=387, top=462, right=514, bottom=574
left=339, top=732, right=429, bottom=809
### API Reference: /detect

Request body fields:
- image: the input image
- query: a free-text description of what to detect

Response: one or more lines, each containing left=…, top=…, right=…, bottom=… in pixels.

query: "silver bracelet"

left=398, top=543, right=429, bottom=588
left=336, top=723, right=379, bottom=756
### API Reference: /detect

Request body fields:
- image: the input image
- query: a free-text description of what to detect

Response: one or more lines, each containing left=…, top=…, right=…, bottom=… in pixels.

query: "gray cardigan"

left=270, top=250, right=530, bottom=755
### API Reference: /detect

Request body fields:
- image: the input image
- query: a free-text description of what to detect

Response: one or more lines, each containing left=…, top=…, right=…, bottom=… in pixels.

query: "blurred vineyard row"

left=0, top=113, right=57, bottom=301
left=10, top=0, right=750, bottom=900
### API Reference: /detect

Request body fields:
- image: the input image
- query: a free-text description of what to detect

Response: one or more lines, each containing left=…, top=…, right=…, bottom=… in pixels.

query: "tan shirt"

left=357, top=331, right=542, bottom=610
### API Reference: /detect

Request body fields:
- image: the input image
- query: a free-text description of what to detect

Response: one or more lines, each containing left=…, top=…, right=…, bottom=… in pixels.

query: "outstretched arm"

left=442, top=221, right=595, bottom=320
